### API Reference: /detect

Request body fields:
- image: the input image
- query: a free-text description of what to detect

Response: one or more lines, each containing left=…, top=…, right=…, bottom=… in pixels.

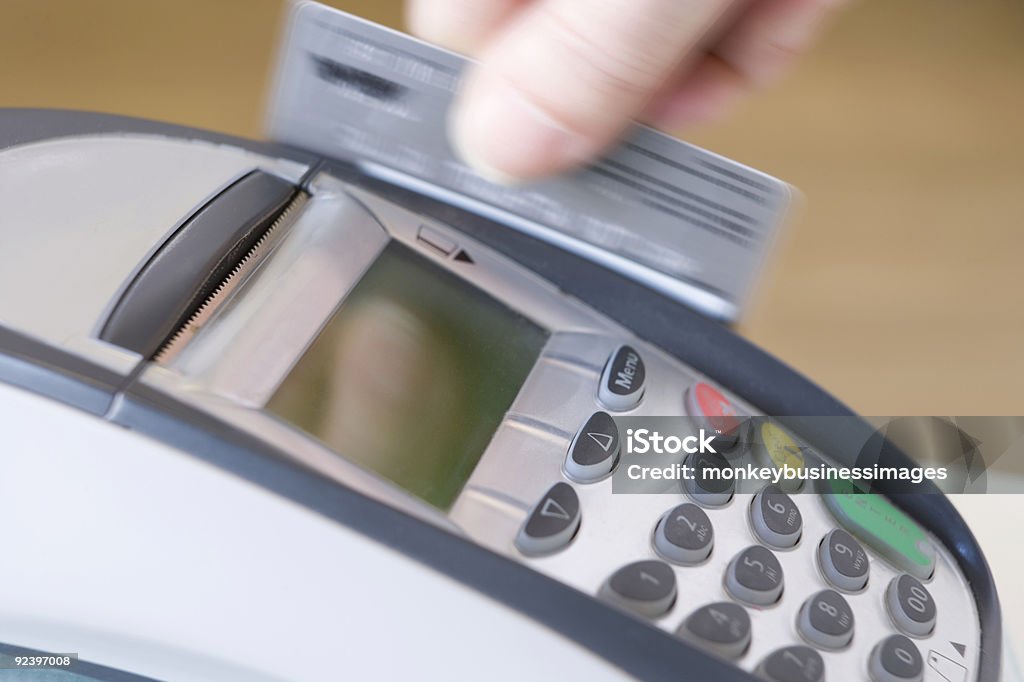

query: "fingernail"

left=451, top=77, right=596, bottom=183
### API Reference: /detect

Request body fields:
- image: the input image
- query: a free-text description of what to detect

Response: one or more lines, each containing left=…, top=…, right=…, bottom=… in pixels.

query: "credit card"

left=266, top=1, right=793, bottom=321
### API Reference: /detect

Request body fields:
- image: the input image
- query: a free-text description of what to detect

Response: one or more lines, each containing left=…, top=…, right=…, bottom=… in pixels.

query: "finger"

left=646, top=0, right=850, bottom=131
left=644, top=54, right=750, bottom=130
left=406, top=0, right=529, bottom=55
left=451, top=0, right=734, bottom=182
left=713, top=0, right=849, bottom=88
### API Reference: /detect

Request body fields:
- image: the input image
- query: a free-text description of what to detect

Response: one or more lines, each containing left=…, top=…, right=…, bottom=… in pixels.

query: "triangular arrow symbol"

left=586, top=432, right=614, bottom=452
left=951, top=642, right=966, bottom=657
left=540, top=498, right=570, bottom=520
left=453, top=249, right=474, bottom=264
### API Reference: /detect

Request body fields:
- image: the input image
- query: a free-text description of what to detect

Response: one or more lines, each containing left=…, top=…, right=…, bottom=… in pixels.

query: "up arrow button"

left=598, top=345, right=646, bottom=411
left=565, top=411, right=621, bottom=483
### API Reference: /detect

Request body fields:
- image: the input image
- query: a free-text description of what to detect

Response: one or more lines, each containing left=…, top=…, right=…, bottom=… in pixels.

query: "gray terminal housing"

left=0, top=109, right=1002, bottom=681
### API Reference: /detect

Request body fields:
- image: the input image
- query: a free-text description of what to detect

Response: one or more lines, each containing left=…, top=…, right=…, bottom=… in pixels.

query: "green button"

left=822, top=480, right=936, bottom=579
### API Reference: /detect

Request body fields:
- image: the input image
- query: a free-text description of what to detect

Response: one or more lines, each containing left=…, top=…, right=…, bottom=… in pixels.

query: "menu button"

left=599, top=344, right=646, bottom=411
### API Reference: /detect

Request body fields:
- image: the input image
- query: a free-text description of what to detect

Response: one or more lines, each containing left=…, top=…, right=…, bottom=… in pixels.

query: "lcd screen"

left=267, top=242, right=548, bottom=509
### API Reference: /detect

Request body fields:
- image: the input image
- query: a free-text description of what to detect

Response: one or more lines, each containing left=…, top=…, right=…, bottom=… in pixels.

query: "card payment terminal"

left=0, top=8, right=1006, bottom=680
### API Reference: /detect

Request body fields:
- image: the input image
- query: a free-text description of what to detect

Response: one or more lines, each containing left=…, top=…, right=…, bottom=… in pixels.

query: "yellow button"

left=760, top=422, right=805, bottom=491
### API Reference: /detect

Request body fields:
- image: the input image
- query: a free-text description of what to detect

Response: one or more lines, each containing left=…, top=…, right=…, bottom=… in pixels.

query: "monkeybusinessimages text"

left=624, top=428, right=949, bottom=486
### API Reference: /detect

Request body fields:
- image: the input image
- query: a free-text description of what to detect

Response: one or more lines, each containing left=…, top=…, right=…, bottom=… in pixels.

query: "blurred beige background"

left=1, top=0, right=1022, bottom=417
left=1, top=0, right=1023, bottom=654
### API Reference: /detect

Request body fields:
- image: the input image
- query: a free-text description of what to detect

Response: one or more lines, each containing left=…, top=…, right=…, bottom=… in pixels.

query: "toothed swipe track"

left=153, top=192, right=309, bottom=365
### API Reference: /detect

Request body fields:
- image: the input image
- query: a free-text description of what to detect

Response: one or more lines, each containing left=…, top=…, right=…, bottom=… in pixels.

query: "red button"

left=687, top=382, right=741, bottom=437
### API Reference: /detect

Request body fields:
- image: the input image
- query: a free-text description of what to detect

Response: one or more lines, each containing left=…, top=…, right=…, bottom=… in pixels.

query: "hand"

left=408, top=0, right=848, bottom=183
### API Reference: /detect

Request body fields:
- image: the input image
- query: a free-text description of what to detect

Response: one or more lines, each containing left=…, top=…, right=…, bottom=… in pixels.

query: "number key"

left=886, top=574, right=936, bottom=637
left=798, top=589, right=855, bottom=650
left=678, top=602, right=752, bottom=660
left=750, top=484, right=802, bottom=549
left=757, top=645, right=825, bottom=682
left=818, top=528, right=869, bottom=592
left=599, top=559, right=677, bottom=618
left=683, top=450, right=735, bottom=508
left=869, top=634, right=924, bottom=682
left=725, top=545, right=784, bottom=606
left=654, top=503, right=714, bottom=565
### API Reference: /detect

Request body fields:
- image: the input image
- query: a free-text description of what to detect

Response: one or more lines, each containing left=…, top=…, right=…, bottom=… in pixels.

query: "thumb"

left=450, top=0, right=732, bottom=182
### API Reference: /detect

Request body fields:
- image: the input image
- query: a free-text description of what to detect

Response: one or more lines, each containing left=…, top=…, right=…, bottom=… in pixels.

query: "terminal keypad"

left=497, top=340, right=959, bottom=681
